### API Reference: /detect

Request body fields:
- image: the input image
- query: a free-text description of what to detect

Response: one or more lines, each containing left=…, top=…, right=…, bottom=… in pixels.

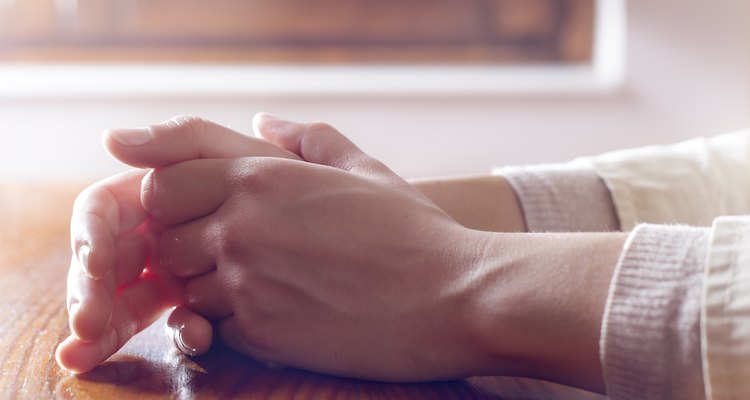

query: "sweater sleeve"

left=702, top=216, right=750, bottom=399
left=493, top=162, right=619, bottom=232
left=601, top=224, right=709, bottom=400
left=602, top=217, right=750, bottom=400
left=493, top=129, right=750, bottom=233
left=584, top=129, right=750, bottom=230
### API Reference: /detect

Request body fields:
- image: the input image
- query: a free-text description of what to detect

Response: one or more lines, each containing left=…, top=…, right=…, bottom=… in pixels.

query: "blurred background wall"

left=0, top=0, right=748, bottom=182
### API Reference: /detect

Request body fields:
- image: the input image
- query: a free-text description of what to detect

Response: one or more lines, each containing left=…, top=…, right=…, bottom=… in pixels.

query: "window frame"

left=0, top=0, right=624, bottom=99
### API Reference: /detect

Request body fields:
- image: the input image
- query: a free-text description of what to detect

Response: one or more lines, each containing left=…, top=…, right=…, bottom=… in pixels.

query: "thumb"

left=103, top=115, right=300, bottom=169
left=253, top=112, right=379, bottom=173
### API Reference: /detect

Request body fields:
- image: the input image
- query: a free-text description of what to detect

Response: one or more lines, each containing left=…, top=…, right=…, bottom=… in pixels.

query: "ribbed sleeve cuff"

left=601, top=224, right=709, bottom=400
left=495, top=163, right=619, bottom=232
left=703, top=217, right=750, bottom=400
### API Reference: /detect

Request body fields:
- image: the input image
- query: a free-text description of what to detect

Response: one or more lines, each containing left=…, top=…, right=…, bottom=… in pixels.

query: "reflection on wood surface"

left=0, top=184, right=605, bottom=399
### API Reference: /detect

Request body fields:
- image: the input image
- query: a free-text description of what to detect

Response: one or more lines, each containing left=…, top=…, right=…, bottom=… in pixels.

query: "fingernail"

left=141, top=170, right=162, bottom=217
left=109, top=127, right=152, bottom=147
left=259, top=112, right=279, bottom=122
left=77, top=243, right=94, bottom=279
left=254, top=113, right=294, bottom=135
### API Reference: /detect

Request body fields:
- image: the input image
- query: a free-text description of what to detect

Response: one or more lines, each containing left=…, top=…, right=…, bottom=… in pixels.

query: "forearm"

left=410, top=164, right=619, bottom=234
left=410, top=174, right=527, bottom=232
left=464, top=230, right=627, bottom=392
left=412, top=171, right=626, bottom=392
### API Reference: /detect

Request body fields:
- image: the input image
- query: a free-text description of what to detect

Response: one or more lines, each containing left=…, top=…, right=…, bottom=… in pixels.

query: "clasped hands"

left=56, top=113, right=492, bottom=382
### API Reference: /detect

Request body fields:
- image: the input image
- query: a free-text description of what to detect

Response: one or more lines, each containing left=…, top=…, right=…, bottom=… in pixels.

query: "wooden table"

left=0, top=184, right=605, bottom=399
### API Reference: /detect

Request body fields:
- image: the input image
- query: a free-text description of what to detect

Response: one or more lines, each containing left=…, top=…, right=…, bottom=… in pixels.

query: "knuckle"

left=215, top=220, right=248, bottom=262
left=228, top=158, right=283, bottom=192
left=159, top=115, right=208, bottom=146
left=71, top=187, right=92, bottom=216
left=72, top=185, right=91, bottom=205
left=71, top=183, right=118, bottom=234
left=166, top=114, right=206, bottom=133
left=301, top=124, right=335, bottom=163
left=304, top=122, right=338, bottom=147
left=72, top=183, right=105, bottom=213
left=210, top=215, right=236, bottom=253
left=356, top=155, right=389, bottom=175
left=306, top=121, right=335, bottom=136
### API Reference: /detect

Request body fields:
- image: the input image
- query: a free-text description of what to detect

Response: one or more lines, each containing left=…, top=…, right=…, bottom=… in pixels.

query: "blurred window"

left=0, top=0, right=594, bottom=64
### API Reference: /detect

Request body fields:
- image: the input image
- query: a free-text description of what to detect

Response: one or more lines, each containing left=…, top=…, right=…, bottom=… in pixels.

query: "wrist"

left=462, top=231, right=626, bottom=392
left=410, top=175, right=526, bottom=232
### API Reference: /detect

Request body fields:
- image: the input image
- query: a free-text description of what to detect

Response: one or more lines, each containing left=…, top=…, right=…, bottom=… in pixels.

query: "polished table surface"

left=0, top=183, right=606, bottom=399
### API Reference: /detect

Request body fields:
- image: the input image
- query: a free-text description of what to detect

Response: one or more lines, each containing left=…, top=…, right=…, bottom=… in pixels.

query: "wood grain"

left=0, top=183, right=605, bottom=399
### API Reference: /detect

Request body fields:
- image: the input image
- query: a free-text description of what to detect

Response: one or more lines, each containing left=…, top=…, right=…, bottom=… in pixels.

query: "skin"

left=57, top=114, right=625, bottom=393
left=57, top=115, right=301, bottom=370
left=411, top=174, right=527, bottom=233
left=57, top=114, right=530, bottom=372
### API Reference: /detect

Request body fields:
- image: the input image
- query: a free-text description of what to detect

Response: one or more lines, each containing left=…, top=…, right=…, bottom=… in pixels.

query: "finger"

left=216, top=317, right=260, bottom=358
left=165, top=305, right=214, bottom=356
left=184, top=271, right=233, bottom=320
left=104, top=115, right=301, bottom=169
left=215, top=317, right=278, bottom=366
left=67, top=255, right=114, bottom=342
left=71, top=169, right=148, bottom=280
left=141, top=158, right=232, bottom=225
left=69, top=170, right=151, bottom=341
left=157, top=216, right=216, bottom=279
left=253, top=112, right=378, bottom=173
left=57, top=272, right=178, bottom=374
left=114, top=231, right=149, bottom=285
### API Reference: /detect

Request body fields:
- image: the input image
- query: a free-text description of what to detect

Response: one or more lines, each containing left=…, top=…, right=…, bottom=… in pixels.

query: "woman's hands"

left=148, top=116, right=492, bottom=381
left=59, top=113, right=497, bottom=380
left=57, top=115, right=301, bottom=373
left=146, top=117, right=624, bottom=390
left=58, top=113, right=624, bottom=393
